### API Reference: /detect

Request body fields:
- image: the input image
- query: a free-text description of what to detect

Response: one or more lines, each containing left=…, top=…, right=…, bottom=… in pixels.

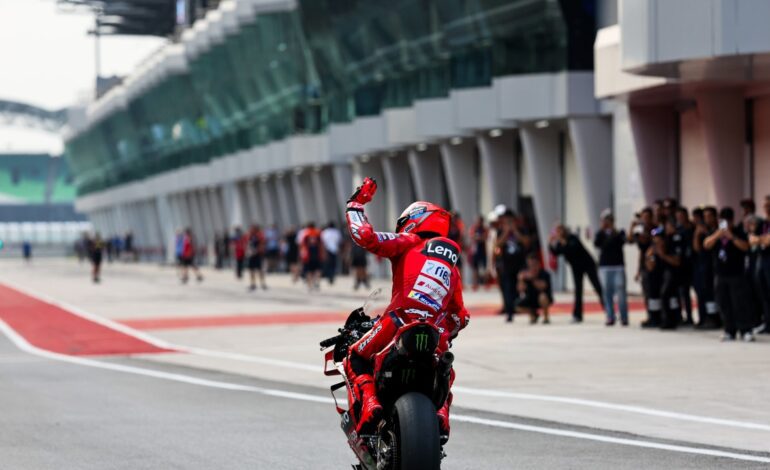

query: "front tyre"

left=393, top=392, right=441, bottom=470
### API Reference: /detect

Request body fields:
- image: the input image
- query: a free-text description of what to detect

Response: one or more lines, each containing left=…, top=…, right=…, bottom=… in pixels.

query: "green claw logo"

left=415, top=333, right=429, bottom=352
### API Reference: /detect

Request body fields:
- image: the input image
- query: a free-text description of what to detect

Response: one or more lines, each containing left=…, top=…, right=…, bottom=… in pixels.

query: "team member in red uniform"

left=344, top=177, right=470, bottom=439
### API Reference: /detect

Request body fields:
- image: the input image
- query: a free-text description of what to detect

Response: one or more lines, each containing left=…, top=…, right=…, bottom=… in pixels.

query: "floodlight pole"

left=94, top=15, right=101, bottom=82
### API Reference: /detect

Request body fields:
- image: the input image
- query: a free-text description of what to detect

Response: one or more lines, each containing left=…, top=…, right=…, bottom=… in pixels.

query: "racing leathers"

left=344, top=201, right=470, bottom=437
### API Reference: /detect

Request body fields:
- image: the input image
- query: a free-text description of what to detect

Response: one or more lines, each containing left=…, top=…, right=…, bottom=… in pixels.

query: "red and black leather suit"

left=344, top=180, right=469, bottom=436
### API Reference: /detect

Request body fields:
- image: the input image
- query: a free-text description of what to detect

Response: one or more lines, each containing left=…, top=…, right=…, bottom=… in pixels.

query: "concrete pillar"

left=332, top=164, right=354, bottom=213
left=291, top=170, right=318, bottom=225
left=520, top=125, right=563, bottom=257
left=136, top=203, right=148, bottom=245
left=156, top=194, right=177, bottom=263
left=355, top=158, right=388, bottom=232
left=275, top=174, right=299, bottom=227
left=407, top=146, right=448, bottom=207
left=242, top=179, right=261, bottom=226
left=257, top=177, right=279, bottom=227
left=206, top=188, right=225, bottom=236
left=138, top=202, right=155, bottom=250
left=311, top=166, right=341, bottom=225
left=221, top=181, right=245, bottom=230
left=695, top=89, right=747, bottom=209
left=477, top=130, right=519, bottom=214
left=380, top=153, right=416, bottom=223
left=186, top=191, right=205, bottom=245
left=440, top=139, right=479, bottom=220
left=628, top=105, right=678, bottom=204
left=754, top=96, right=770, bottom=200
left=354, top=158, right=390, bottom=278
left=568, top=117, right=613, bottom=233
left=196, top=190, right=216, bottom=244
left=169, top=193, right=186, bottom=233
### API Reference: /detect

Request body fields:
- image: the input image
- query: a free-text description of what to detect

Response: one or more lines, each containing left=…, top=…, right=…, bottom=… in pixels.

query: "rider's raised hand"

left=348, top=177, right=378, bottom=205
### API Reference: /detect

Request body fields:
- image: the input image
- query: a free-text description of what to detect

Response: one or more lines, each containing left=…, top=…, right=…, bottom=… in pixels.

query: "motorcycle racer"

left=344, top=177, right=470, bottom=440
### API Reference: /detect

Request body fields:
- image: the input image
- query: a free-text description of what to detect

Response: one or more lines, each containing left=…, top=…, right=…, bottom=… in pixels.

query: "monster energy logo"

left=401, top=369, right=416, bottom=383
left=414, top=333, right=429, bottom=352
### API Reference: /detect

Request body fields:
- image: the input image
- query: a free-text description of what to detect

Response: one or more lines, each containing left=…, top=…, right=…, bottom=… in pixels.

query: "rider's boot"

left=354, top=374, right=382, bottom=434
left=437, top=391, right=452, bottom=442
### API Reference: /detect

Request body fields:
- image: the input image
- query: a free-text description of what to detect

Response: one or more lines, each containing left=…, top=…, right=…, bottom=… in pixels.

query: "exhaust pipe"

left=438, top=351, right=454, bottom=379
left=441, top=351, right=454, bottom=367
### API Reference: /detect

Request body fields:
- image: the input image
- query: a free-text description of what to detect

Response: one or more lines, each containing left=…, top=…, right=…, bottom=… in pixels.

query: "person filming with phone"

left=704, top=208, right=752, bottom=342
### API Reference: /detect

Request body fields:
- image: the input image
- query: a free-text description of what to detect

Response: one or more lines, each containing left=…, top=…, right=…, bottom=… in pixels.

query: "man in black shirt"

left=751, top=196, right=770, bottom=334
left=674, top=207, right=695, bottom=325
left=645, top=223, right=682, bottom=329
left=517, top=254, right=553, bottom=324
left=693, top=207, right=720, bottom=329
left=549, top=224, right=602, bottom=323
left=630, top=207, right=656, bottom=326
left=704, top=208, right=752, bottom=341
left=497, top=210, right=531, bottom=322
left=594, top=210, right=628, bottom=326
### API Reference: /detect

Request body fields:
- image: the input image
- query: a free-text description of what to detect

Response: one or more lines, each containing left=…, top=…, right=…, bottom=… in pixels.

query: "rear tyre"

left=393, top=392, right=441, bottom=470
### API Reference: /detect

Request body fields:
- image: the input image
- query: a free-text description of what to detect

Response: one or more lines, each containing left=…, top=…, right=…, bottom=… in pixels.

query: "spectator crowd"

left=75, top=193, right=770, bottom=344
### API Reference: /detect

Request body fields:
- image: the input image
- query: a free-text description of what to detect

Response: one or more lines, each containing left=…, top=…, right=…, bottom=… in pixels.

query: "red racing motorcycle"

left=320, top=298, right=453, bottom=470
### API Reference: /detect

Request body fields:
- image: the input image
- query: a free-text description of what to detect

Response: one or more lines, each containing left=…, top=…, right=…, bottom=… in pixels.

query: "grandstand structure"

left=65, top=0, right=770, bottom=285
left=0, top=99, right=86, bottom=252
left=0, top=99, right=68, bottom=133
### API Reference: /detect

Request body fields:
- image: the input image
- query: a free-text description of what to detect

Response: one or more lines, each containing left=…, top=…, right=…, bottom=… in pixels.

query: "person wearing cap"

left=593, top=209, right=628, bottom=326
left=704, top=207, right=752, bottom=342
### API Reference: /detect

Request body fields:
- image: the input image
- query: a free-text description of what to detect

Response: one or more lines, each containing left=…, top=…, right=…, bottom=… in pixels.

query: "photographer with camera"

left=704, top=208, right=752, bottom=342
left=549, top=224, right=602, bottom=323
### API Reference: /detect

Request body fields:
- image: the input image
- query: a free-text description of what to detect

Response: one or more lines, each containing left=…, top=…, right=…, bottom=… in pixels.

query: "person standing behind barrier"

left=692, top=207, right=720, bottom=329
left=86, top=233, right=104, bottom=283
left=549, top=224, right=602, bottom=323
left=180, top=228, right=203, bottom=284
left=704, top=208, right=752, bottom=342
left=517, top=253, right=553, bottom=324
left=468, top=216, right=489, bottom=291
left=300, top=222, right=324, bottom=291
left=174, top=230, right=184, bottom=277
left=447, top=212, right=466, bottom=271
left=264, top=224, right=281, bottom=272
left=232, top=226, right=246, bottom=279
left=321, top=221, right=342, bottom=285
left=284, top=226, right=300, bottom=282
left=351, top=242, right=370, bottom=291
left=750, top=196, right=770, bottom=334
left=648, top=222, right=683, bottom=329
left=497, top=209, right=530, bottom=323
left=674, top=207, right=695, bottom=325
left=22, top=240, right=32, bottom=264
left=594, top=210, right=628, bottom=326
left=630, top=208, right=655, bottom=326
left=246, top=225, right=267, bottom=291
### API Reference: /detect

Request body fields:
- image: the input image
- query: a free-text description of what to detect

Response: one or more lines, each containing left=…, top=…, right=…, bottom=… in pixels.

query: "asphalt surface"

left=2, top=336, right=768, bottom=469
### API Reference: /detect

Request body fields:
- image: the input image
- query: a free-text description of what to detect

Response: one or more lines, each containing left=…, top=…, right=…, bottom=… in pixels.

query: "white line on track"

left=5, top=282, right=770, bottom=441
left=1, top=317, right=769, bottom=464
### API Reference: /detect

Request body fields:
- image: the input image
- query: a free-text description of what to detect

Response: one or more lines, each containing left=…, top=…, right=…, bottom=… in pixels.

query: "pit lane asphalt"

left=1, top=336, right=767, bottom=470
